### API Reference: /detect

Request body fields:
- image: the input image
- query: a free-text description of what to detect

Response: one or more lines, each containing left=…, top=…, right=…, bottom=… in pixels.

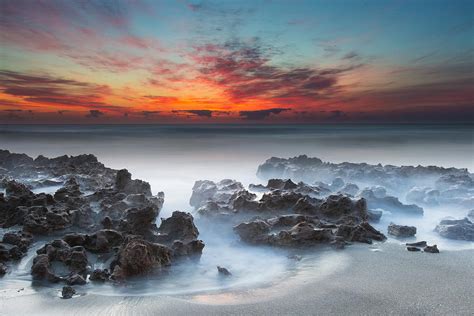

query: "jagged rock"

left=171, top=239, right=205, bottom=257
left=336, top=222, right=386, bottom=244
left=271, top=222, right=333, bottom=246
left=406, top=241, right=427, bottom=247
left=318, top=194, right=368, bottom=221
left=217, top=266, right=232, bottom=276
left=190, top=179, right=245, bottom=210
left=158, top=211, right=199, bottom=243
left=234, top=220, right=271, bottom=244
left=267, top=179, right=298, bottom=190
left=118, top=206, right=159, bottom=237
left=62, top=286, right=76, bottom=299
left=89, top=269, right=111, bottom=282
left=111, top=238, right=172, bottom=279
left=66, top=274, right=86, bottom=285
left=388, top=223, right=417, bottom=237
left=2, top=231, right=33, bottom=252
left=424, top=245, right=439, bottom=253
left=116, top=169, right=152, bottom=196
left=5, top=180, right=33, bottom=197
left=435, top=218, right=474, bottom=241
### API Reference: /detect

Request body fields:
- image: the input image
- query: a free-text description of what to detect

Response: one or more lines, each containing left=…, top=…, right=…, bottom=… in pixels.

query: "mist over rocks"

left=191, top=178, right=386, bottom=249
left=257, top=155, right=474, bottom=210
left=0, top=150, right=204, bottom=286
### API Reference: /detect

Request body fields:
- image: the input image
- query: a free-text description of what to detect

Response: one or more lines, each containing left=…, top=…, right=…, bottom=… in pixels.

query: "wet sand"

left=1, top=242, right=473, bottom=316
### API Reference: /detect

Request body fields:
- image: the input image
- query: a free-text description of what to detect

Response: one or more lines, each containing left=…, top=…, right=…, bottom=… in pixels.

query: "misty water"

left=1, top=124, right=473, bottom=296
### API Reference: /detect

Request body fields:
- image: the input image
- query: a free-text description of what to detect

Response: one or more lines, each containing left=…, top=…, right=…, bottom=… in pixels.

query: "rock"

left=61, top=286, right=76, bottom=299
left=115, top=169, right=152, bottom=196
left=336, top=222, right=386, bottom=244
left=388, top=223, right=417, bottom=237
left=112, top=238, right=172, bottom=279
left=407, top=246, right=421, bottom=252
left=89, top=269, right=111, bottom=282
left=5, top=180, right=33, bottom=197
left=217, top=266, right=232, bottom=276
left=267, top=179, right=298, bottom=190
left=0, top=263, right=7, bottom=275
left=31, top=254, right=57, bottom=282
left=424, top=245, right=439, bottom=253
left=406, top=241, right=427, bottom=247
left=66, top=274, right=86, bottom=285
left=435, top=218, right=474, bottom=241
left=234, top=220, right=271, bottom=244
left=157, top=211, right=199, bottom=243
left=171, top=239, right=205, bottom=257
left=339, top=183, right=359, bottom=196
left=367, top=209, right=383, bottom=222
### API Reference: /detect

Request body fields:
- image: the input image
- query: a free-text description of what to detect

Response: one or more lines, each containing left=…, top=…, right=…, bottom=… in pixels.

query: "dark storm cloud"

left=239, top=108, right=290, bottom=120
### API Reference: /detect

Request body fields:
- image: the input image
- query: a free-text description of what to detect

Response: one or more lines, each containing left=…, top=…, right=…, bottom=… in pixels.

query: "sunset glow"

left=1, top=0, right=472, bottom=123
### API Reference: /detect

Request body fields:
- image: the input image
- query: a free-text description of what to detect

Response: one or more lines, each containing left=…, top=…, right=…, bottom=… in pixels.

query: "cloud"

left=141, top=110, right=161, bottom=118
left=342, top=51, right=359, bottom=60
left=192, top=38, right=360, bottom=104
left=0, top=70, right=118, bottom=111
left=173, top=109, right=214, bottom=117
left=239, top=108, right=290, bottom=120
left=85, top=109, right=104, bottom=118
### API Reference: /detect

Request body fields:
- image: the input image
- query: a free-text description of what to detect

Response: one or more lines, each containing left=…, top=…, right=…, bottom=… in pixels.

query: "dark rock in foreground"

left=424, top=245, right=440, bottom=253
left=62, top=286, right=76, bottom=299
left=217, top=266, right=232, bottom=276
left=0, top=150, right=204, bottom=286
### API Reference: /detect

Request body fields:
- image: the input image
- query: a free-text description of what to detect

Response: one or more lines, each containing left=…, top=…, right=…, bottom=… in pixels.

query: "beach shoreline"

left=1, top=242, right=473, bottom=315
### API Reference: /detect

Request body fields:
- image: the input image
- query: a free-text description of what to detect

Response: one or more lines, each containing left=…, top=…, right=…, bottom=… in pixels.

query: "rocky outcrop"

left=435, top=218, right=474, bottom=241
left=0, top=150, right=204, bottom=287
left=388, top=223, right=417, bottom=237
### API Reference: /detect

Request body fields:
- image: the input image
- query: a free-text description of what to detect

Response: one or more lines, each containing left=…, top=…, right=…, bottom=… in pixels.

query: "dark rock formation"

left=406, top=241, right=427, bottom=247
left=0, top=150, right=204, bottom=287
left=62, top=286, right=76, bottom=299
left=424, top=245, right=440, bottom=253
left=217, top=266, right=232, bottom=276
left=111, top=238, right=172, bottom=279
left=407, top=246, right=421, bottom=252
left=435, top=218, right=474, bottom=241
left=387, top=223, right=417, bottom=237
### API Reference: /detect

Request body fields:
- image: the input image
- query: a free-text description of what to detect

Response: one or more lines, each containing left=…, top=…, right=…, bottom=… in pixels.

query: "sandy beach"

left=1, top=242, right=473, bottom=316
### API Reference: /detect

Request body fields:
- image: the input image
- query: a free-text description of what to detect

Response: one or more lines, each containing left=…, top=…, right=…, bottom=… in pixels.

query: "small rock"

left=407, top=246, right=421, bottom=252
left=61, top=286, right=76, bottom=299
left=424, top=245, right=439, bottom=253
left=89, top=269, right=110, bottom=282
left=0, top=263, right=7, bottom=276
left=406, top=241, right=427, bottom=247
left=288, top=254, right=302, bottom=261
left=217, top=266, right=232, bottom=276
left=387, top=223, right=416, bottom=237
left=66, top=274, right=86, bottom=285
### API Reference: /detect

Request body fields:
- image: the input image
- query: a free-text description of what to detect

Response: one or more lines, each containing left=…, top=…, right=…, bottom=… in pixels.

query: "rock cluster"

left=0, top=150, right=204, bottom=288
left=257, top=155, right=473, bottom=209
left=191, top=178, right=386, bottom=249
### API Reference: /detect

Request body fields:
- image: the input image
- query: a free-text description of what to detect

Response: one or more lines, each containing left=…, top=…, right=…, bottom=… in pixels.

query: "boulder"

left=388, top=223, right=417, bottom=237
left=62, top=286, right=76, bottom=299
left=435, top=218, right=474, bottom=241
left=157, top=211, right=199, bottom=243
left=111, top=238, right=172, bottom=279
left=424, top=245, right=439, bottom=253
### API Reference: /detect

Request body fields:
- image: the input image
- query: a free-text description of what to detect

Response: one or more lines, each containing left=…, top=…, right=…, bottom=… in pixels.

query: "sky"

left=0, top=0, right=473, bottom=124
